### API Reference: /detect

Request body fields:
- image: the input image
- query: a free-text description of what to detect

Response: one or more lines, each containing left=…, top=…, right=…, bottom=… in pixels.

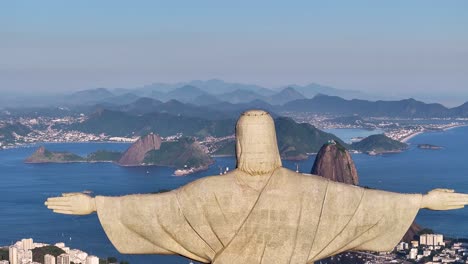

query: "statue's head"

left=236, top=110, right=282, bottom=175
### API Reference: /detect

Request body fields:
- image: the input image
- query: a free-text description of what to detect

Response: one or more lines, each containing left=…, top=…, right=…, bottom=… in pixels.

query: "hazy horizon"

left=1, top=1, right=467, bottom=104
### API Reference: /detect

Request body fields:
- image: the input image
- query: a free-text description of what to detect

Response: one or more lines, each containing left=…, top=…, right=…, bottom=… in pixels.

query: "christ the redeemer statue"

left=46, top=110, right=468, bottom=264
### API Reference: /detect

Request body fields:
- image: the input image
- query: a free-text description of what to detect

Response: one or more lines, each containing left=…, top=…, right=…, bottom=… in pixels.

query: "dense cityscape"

left=1, top=111, right=467, bottom=151
left=4, top=232, right=468, bottom=263
left=1, top=238, right=100, bottom=264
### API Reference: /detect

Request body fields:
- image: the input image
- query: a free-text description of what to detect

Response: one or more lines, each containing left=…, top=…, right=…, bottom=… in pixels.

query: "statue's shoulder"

left=178, top=171, right=238, bottom=192
left=277, top=167, right=328, bottom=183
left=281, top=168, right=365, bottom=194
left=273, top=167, right=329, bottom=189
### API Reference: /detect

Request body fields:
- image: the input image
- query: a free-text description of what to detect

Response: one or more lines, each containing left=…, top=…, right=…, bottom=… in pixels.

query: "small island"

left=25, top=146, right=85, bottom=163
left=25, top=134, right=213, bottom=175
left=351, top=134, right=408, bottom=155
left=418, top=144, right=443, bottom=150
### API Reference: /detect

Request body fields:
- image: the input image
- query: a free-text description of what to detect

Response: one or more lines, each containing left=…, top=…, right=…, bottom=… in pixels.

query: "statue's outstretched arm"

left=45, top=193, right=96, bottom=215
left=421, top=188, right=468, bottom=210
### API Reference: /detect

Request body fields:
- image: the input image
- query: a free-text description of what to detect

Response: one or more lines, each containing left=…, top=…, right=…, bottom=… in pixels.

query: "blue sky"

left=1, top=1, right=467, bottom=101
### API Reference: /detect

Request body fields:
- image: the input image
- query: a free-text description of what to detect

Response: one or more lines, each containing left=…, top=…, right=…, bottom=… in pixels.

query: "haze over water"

left=1, top=127, right=468, bottom=263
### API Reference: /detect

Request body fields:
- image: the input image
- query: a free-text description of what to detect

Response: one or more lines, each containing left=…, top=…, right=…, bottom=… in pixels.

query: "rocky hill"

left=311, top=141, right=419, bottom=243
left=351, top=134, right=407, bottom=154
left=311, top=141, right=358, bottom=185
left=275, top=117, right=347, bottom=159
left=211, top=117, right=347, bottom=159
left=144, top=137, right=213, bottom=170
left=118, top=133, right=162, bottom=166
left=25, top=146, right=84, bottom=163
left=25, top=146, right=121, bottom=163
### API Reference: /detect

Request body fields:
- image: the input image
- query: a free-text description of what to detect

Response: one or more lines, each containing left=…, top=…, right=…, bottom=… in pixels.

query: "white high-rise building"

left=409, top=248, right=418, bottom=259
left=420, top=234, right=444, bottom=246
left=8, top=246, right=18, bottom=264
left=396, top=241, right=409, bottom=251
left=420, top=235, right=427, bottom=245
left=427, top=234, right=435, bottom=246
left=44, top=254, right=56, bottom=264
left=435, top=234, right=444, bottom=246
left=56, top=254, right=70, bottom=264
left=21, top=239, right=33, bottom=251
left=85, top=255, right=99, bottom=264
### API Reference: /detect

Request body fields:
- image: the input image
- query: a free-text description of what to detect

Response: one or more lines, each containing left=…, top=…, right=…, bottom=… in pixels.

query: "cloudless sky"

left=1, top=1, right=467, bottom=101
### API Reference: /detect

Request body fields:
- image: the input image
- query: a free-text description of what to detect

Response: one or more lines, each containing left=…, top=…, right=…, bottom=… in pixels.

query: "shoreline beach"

left=400, top=124, right=468, bottom=143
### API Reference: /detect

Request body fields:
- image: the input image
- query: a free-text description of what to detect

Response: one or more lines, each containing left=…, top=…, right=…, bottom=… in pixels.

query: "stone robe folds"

left=95, top=168, right=421, bottom=264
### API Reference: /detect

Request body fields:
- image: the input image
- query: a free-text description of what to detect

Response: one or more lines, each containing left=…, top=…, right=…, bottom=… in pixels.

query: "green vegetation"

left=0, top=248, right=8, bottom=260
left=69, top=109, right=236, bottom=137
left=32, top=246, right=65, bottom=263
left=86, top=150, right=122, bottom=162
left=212, top=117, right=348, bottom=159
left=275, top=117, right=348, bottom=159
left=26, top=147, right=122, bottom=163
left=0, top=123, right=31, bottom=144
left=418, top=228, right=435, bottom=235
left=144, top=137, right=212, bottom=169
left=26, top=146, right=85, bottom=163
left=211, top=138, right=236, bottom=156
left=351, top=134, right=407, bottom=153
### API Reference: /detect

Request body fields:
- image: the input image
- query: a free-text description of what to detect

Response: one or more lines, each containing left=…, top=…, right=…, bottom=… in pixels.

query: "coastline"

left=400, top=124, right=468, bottom=143
left=400, top=131, right=424, bottom=143
left=443, top=124, right=468, bottom=131
left=1, top=140, right=131, bottom=150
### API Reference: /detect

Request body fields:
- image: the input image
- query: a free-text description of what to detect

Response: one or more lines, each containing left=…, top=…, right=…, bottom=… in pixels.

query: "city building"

left=409, top=248, right=418, bottom=259
left=396, top=241, right=409, bottom=251
left=44, top=254, right=56, bottom=264
left=56, top=254, right=70, bottom=264
left=21, top=238, right=33, bottom=251
left=8, top=246, right=17, bottom=264
left=420, top=234, right=444, bottom=246
left=0, top=260, right=9, bottom=264
left=85, top=255, right=99, bottom=264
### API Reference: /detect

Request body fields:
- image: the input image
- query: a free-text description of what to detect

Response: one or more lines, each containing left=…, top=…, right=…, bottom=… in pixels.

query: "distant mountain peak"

left=174, top=85, right=203, bottom=92
left=268, top=87, right=306, bottom=105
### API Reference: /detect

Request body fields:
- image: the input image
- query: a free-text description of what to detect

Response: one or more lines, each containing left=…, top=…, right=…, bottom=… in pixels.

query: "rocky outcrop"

left=25, top=146, right=84, bottom=163
left=311, top=141, right=358, bottom=185
left=402, top=221, right=422, bottom=242
left=118, top=133, right=162, bottom=166
left=311, top=140, right=419, bottom=243
left=144, top=137, right=213, bottom=171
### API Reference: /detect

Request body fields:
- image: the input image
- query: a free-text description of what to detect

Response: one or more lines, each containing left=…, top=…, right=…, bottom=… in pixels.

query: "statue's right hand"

left=45, top=193, right=96, bottom=215
left=422, top=188, right=468, bottom=210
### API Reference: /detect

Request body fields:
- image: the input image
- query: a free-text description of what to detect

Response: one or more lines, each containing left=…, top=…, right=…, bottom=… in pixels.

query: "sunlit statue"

left=46, top=110, right=468, bottom=264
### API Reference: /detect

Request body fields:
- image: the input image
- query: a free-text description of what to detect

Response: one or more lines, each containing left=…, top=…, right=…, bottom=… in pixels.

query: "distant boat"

left=146, top=170, right=149, bottom=174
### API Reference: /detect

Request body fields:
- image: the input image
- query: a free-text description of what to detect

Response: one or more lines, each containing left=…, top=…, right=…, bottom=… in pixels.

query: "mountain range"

left=99, top=94, right=468, bottom=118
left=2, top=78, right=468, bottom=118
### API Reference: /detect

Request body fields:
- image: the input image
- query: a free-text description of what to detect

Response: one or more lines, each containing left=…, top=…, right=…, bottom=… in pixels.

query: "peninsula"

left=24, top=134, right=213, bottom=175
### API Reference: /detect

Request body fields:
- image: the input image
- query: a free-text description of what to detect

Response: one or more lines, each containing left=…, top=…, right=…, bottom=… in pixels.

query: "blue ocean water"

left=324, top=128, right=384, bottom=143
left=1, top=127, right=468, bottom=263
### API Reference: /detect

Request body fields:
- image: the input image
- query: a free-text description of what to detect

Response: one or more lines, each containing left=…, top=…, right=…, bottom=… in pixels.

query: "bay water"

left=1, top=126, right=468, bottom=263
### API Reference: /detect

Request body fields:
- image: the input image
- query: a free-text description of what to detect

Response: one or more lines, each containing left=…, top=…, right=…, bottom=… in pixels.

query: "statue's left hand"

left=45, top=193, right=96, bottom=215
